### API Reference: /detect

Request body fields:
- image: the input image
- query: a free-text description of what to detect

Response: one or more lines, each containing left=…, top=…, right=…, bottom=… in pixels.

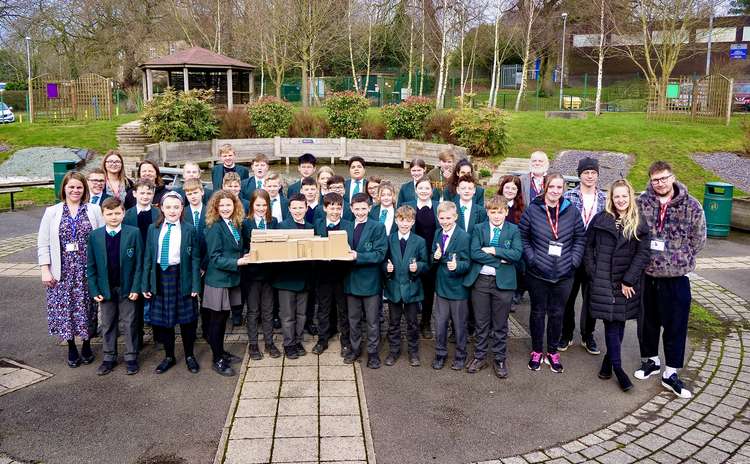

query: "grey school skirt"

left=202, top=285, right=242, bottom=311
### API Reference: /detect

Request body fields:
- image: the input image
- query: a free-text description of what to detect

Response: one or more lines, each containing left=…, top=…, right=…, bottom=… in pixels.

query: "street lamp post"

left=558, top=12, right=568, bottom=110
left=25, top=36, right=32, bottom=123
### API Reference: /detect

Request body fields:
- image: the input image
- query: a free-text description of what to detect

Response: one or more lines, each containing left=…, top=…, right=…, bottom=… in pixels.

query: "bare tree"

left=513, top=0, right=543, bottom=111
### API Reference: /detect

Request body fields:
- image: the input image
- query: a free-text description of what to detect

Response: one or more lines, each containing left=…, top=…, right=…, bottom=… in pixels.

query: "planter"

left=731, top=197, right=750, bottom=232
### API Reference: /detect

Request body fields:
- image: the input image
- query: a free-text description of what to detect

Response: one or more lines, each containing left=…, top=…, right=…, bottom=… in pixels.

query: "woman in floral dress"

left=38, top=171, right=104, bottom=367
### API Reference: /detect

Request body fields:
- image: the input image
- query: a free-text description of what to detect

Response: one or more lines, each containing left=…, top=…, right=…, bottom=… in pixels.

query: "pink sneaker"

left=528, top=351, right=543, bottom=371
left=545, top=352, right=564, bottom=373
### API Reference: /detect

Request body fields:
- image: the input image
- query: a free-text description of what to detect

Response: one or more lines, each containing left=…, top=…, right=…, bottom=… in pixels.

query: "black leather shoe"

left=343, top=350, right=360, bottom=364
left=367, top=354, right=381, bottom=369
left=451, top=358, right=466, bottom=370
left=466, top=358, right=488, bottom=374
left=340, top=344, right=352, bottom=358
left=284, top=346, right=299, bottom=359
left=599, top=354, right=613, bottom=380
left=222, top=352, right=242, bottom=364
left=493, top=360, right=509, bottom=378
left=295, top=343, right=307, bottom=356
left=155, top=357, right=176, bottom=374
left=125, top=360, right=139, bottom=375
left=67, top=357, right=82, bottom=368
left=249, top=344, right=263, bottom=361
left=272, top=317, right=281, bottom=330
left=265, top=343, right=281, bottom=358
left=384, top=352, right=399, bottom=366
left=614, top=366, right=633, bottom=392
left=432, top=355, right=446, bottom=370
left=312, top=342, right=328, bottom=355
left=212, top=358, right=235, bottom=377
left=81, top=352, right=96, bottom=365
left=408, top=353, right=420, bottom=367
left=96, top=360, right=116, bottom=376
left=186, top=356, right=200, bottom=374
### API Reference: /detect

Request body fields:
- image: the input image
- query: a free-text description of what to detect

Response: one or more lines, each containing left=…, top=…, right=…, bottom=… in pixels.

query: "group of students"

left=40, top=145, right=706, bottom=400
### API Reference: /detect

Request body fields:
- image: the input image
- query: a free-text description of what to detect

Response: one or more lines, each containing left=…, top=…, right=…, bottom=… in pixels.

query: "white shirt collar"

left=355, top=218, right=368, bottom=226
left=105, top=225, right=121, bottom=234
left=416, top=199, right=432, bottom=209
left=459, top=199, right=472, bottom=208
left=254, top=215, right=266, bottom=224
left=136, top=204, right=151, bottom=213
left=398, top=231, right=410, bottom=241
left=327, top=219, right=340, bottom=227
left=441, top=225, right=456, bottom=238
left=189, top=203, right=202, bottom=213
left=490, top=222, right=503, bottom=231
left=308, top=200, right=319, bottom=209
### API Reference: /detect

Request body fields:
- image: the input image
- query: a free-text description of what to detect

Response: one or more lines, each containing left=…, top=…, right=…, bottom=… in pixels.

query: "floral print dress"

left=46, top=203, right=94, bottom=340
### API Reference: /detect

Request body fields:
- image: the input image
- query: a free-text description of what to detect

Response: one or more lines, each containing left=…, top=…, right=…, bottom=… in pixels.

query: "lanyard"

left=582, top=197, right=597, bottom=227
left=545, top=204, right=560, bottom=240
left=657, top=202, right=669, bottom=233
left=68, top=212, right=78, bottom=242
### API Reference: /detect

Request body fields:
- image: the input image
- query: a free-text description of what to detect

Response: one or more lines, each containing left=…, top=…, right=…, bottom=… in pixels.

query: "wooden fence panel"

left=216, top=138, right=276, bottom=162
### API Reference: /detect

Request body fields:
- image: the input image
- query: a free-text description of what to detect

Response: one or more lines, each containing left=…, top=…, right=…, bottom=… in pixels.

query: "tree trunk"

left=348, top=0, right=360, bottom=93
left=419, top=0, right=426, bottom=96
left=363, top=9, right=373, bottom=97
left=407, top=10, right=414, bottom=90
left=488, top=6, right=501, bottom=108
left=459, top=6, right=465, bottom=107
left=435, top=0, right=449, bottom=109
left=594, top=1, right=605, bottom=116
left=515, top=7, right=534, bottom=112
left=301, top=63, right=309, bottom=108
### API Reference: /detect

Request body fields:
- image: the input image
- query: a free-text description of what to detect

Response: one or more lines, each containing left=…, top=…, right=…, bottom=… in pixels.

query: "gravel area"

left=692, top=152, right=750, bottom=193
left=551, top=150, right=633, bottom=188
left=0, top=147, right=91, bottom=181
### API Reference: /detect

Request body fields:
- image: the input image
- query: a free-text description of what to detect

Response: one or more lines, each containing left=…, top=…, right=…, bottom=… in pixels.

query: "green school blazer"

left=382, top=232, right=428, bottom=304
left=203, top=220, right=243, bottom=288
left=123, top=206, right=160, bottom=228
left=86, top=225, right=143, bottom=300
left=455, top=202, right=487, bottom=232
left=142, top=221, right=201, bottom=296
left=272, top=218, right=314, bottom=292
left=463, top=221, right=523, bottom=290
left=344, top=219, right=387, bottom=297
left=241, top=216, right=278, bottom=282
left=211, top=164, right=250, bottom=191
left=431, top=227, right=471, bottom=300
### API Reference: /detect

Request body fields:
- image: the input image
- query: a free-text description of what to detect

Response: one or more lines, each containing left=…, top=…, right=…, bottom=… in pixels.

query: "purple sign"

left=47, top=83, right=59, bottom=99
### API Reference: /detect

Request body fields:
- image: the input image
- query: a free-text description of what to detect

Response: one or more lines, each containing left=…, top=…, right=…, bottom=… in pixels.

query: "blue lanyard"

left=68, top=210, right=79, bottom=242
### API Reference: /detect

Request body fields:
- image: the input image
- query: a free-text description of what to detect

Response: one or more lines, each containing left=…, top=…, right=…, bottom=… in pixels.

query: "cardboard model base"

left=246, top=229, right=354, bottom=263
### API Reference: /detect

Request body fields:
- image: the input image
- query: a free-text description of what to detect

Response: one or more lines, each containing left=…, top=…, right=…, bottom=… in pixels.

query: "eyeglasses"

left=105, top=160, right=122, bottom=165
left=650, top=174, right=674, bottom=185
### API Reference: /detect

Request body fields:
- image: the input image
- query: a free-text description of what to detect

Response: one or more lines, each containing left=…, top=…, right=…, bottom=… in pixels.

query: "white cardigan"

left=37, top=202, right=104, bottom=281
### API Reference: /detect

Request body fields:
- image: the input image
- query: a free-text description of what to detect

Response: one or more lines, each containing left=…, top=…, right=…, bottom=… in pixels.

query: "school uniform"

left=175, top=186, right=212, bottom=206
left=313, top=218, right=353, bottom=349
left=344, top=178, right=368, bottom=203
left=344, top=219, right=387, bottom=359
left=383, top=231, right=428, bottom=357
left=183, top=203, right=209, bottom=336
left=269, top=195, right=290, bottom=223
left=239, top=176, right=271, bottom=201
left=142, top=220, right=201, bottom=364
left=287, top=179, right=302, bottom=198
left=241, top=215, right=278, bottom=348
left=464, top=221, right=522, bottom=364
left=211, top=164, right=250, bottom=191
left=396, top=180, right=440, bottom=207
left=305, top=201, right=325, bottom=225
left=124, top=184, right=168, bottom=210
left=431, top=225, right=471, bottom=365
left=342, top=199, right=354, bottom=222
left=89, top=191, right=109, bottom=207
left=86, top=224, right=143, bottom=363
left=405, top=199, right=440, bottom=334
left=370, top=204, right=395, bottom=236
left=273, top=218, right=315, bottom=352
left=456, top=200, right=487, bottom=232
left=443, top=187, right=486, bottom=207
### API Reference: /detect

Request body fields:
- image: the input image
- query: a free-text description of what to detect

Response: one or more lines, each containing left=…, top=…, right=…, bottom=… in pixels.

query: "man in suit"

left=87, top=168, right=109, bottom=207
left=519, top=151, right=549, bottom=207
left=463, top=196, right=523, bottom=378
left=287, top=153, right=317, bottom=198
left=344, top=156, right=368, bottom=204
left=211, top=144, right=249, bottom=191
left=87, top=197, right=143, bottom=376
left=343, top=193, right=388, bottom=368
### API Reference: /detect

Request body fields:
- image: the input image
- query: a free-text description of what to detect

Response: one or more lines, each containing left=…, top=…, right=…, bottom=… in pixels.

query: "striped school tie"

left=228, top=222, right=240, bottom=243
left=256, top=180, right=262, bottom=189
left=352, top=180, right=360, bottom=195
left=193, top=210, right=200, bottom=227
left=259, top=218, right=266, bottom=230
left=460, top=205, right=467, bottom=216
left=160, top=223, right=174, bottom=270
left=109, top=230, right=117, bottom=237
left=379, top=209, right=387, bottom=224
left=490, top=227, right=501, bottom=246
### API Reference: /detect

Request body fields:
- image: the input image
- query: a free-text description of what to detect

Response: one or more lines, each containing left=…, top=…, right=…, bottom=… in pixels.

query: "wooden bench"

left=0, top=187, right=23, bottom=211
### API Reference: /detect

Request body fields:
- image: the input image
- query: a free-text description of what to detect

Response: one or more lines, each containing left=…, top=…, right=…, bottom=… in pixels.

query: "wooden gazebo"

left=139, top=47, right=255, bottom=109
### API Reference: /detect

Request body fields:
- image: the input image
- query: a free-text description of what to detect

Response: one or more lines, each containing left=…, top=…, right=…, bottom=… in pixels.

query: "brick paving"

left=0, top=234, right=36, bottom=259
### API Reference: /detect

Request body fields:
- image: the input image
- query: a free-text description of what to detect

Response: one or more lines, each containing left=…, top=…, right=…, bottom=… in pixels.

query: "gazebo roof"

left=139, top=47, right=254, bottom=70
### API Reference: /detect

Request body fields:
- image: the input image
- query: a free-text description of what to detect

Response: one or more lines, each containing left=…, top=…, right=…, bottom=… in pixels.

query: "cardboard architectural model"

left=246, top=229, right=354, bottom=263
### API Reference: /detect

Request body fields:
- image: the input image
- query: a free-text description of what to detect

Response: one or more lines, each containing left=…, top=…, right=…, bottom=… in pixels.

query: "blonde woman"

left=101, top=150, right=133, bottom=201
left=316, top=166, right=335, bottom=195
left=583, top=179, right=650, bottom=391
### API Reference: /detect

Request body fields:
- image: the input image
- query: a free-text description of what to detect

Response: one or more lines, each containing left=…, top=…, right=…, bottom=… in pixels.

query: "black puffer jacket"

left=584, top=211, right=651, bottom=321
left=519, top=196, right=586, bottom=283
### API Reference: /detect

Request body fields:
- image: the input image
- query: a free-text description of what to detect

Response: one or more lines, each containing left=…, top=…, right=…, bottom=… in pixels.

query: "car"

left=733, top=82, right=750, bottom=112
left=159, top=166, right=211, bottom=190
left=0, top=102, right=15, bottom=123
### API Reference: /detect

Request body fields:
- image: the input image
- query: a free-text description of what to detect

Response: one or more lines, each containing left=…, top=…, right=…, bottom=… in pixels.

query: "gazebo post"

left=183, top=67, right=189, bottom=92
left=249, top=72, right=254, bottom=98
left=146, top=69, right=154, bottom=100
left=142, top=70, right=148, bottom=101
left=226, top=69, right=234, bottom=110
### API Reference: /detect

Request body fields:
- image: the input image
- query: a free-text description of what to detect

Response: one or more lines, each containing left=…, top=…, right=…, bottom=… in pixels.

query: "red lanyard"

left=582, top=198, right=596, bottom=227
left=546, top=204, right=560, bottom=240
left=657, top=202, right=669, bottom=233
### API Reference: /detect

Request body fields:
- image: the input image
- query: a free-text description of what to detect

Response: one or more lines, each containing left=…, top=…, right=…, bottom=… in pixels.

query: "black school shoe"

left=284, top=345, right=299, bottom=359
left=432, top=355, right=446, bottom=370
left=126, top=360, right=139, bottom=375
left=493, top=360, right=509, bottom=379
left=96, top=360, right=116, bottom=376
left=222, top=352, right=242, bottom=364
left=343, top=350, right=360, bottom=364
left=367, top=353, right=381, bottom=369
left=312, top=341, right=328, bottom=355
left=67, top=357, right=82, bottom=368
left=466, top=358, right=487, bottom=374
left=185, top=356, right=200, bottom=374
left=451, top=358, right=466, bottom=371
left=614, top=367, right=633, bottom=392
left=295, top=343, right=307, bottom=356
left=155, top=357, right=176, bottom=374
left=384, top=352, right=399, bottom=366
left=212, top=358, right=235, bottom=377
left=598, top=354, right=612, bottom=380
left=265, top=343, right=281, bottom=358
left=408, top=353, right=420, bottom=367
left=249, top=344, right=263, bottom=361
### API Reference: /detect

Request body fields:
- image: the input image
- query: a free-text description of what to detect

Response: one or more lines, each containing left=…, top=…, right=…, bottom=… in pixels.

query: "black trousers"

left=207, top=310, right=230, bottom=362
left=639, top=275, right=691, bottom=369
left=134, top=298, right=145, bottom=350
left=152, top=321, right=197, bottom=359
left=347, top=294, right=380, bottom=355
left=604, top=320, right=626, bottom=369
left=419, top=268, right=436, bottom=330
left=471, top=275, right=513, bottom=361
left=561, top=266, right=596, bottom=341
left=317, top=280, right=348, bottom=346
left=387, top=301, right=420, bottom=355
left=245, top=280, right=274, bottom=345
left=527, top=274, right=574, bottom=354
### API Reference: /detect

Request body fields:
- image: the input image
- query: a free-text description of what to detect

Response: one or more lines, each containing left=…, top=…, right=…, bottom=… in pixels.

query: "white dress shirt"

left=105, top=225, right=122, bottom=235
left=157, top=221, right=182, bottom=266
left=270, top=196, right=283, bottom=222
left=459, top=200, right=473, bottom=230
left=439, top=225, right=456, bottom=254
left=379, top=206, right=394, bottom=235
left=480, top=224, right=503, bottom=276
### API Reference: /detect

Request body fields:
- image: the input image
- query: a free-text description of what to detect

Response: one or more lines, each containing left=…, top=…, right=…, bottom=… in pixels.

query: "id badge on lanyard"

left=65, top=214, right=79, bottom=252
left=651, top=202, right=668, bottom=252
left=546, top=205, right=562, bottom=256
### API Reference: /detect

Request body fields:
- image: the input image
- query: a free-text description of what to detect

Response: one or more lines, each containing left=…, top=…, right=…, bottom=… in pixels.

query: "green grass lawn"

left=0, top=114, right=140, bottom=164
left=502, top=112, right=747, bottom=202
left=0, top=186, right=55, bottom=212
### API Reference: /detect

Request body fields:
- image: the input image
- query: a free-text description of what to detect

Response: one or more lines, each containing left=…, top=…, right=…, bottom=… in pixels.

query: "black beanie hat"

left=577, top=157, right=599, bottom=176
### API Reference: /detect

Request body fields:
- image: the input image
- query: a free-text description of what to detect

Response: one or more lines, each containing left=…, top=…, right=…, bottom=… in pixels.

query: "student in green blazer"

left=211, top=144, right=250, bottom=191
left=327, top=175, right=354, bottom=223
left=343, top=193, right=388, bottom=369
left=382, top=205, right=428, bottom=367
left=431, top=201, right=471, bottom=371
left=454, top=175, right=488, bottom=232
left=241, top=189, right=281, bottom=361
left=286, top=153, right=317, bottom=198
left=369, top=182, right=396, bottom=236
left=86, top=197, right=143, bottom=376
left=443, top=159, right=486, bottom=207
left=463, top=196, right=523, bottom=378
left=141, top=192, right=202, bottom=375
left=273, top=193, right=315, bottom=359
left=202, top=190, right=253, bottom=377
left=397, top=158, right=440, bottom=206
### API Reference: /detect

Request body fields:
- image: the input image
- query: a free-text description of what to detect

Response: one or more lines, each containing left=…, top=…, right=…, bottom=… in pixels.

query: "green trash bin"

left=704, top=182, right=733, bottom=238
left=53, top=160, right=78, bottom=200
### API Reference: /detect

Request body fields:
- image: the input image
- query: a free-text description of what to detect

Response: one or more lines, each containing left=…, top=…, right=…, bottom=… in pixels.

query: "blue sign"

left=730, top=44, right=747, bottom=60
